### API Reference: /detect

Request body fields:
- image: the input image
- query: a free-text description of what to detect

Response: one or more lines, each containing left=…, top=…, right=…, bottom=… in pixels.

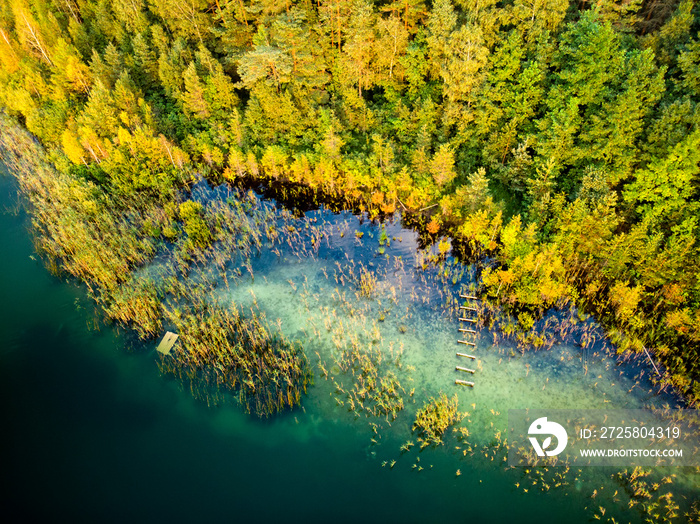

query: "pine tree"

left=238, top=26, right=292, bottom=89
left=381, top=0, right=426, bottom=33
left=181, top=61, right=209, bottom=118
left=271, top=7, right=329, bottom=88
left=341, top=0, right=377, bottom=96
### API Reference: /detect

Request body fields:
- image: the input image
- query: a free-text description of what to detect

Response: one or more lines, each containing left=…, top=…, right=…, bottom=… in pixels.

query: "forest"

left=0, top=0, right=698, bottom=408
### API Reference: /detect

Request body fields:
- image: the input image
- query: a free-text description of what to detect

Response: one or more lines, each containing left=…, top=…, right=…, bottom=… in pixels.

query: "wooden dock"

left=456, top=291, right=479, bottom=388
left=156, top=331, right=179, bottom=355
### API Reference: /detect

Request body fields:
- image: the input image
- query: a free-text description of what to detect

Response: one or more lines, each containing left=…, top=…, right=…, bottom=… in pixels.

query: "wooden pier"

left=455, top=290, right=479, bottom=388
left=156, top=331, right=179, bottom=355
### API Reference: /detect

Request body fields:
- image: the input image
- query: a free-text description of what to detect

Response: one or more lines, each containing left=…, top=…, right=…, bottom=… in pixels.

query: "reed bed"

left=159, top=301, right=311, bottom=417
left=413, top=393, right=465, bottom=448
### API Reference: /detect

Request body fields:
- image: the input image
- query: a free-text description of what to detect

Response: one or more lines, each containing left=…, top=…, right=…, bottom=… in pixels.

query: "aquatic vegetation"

left=358, top=268, right=378, bottom=298
left=103, top=277, right=162, bottom=339
left=614, top=468, right=682, bottom=523
left=0, top=126, right=157, bottom=294
left=321, top=337, right=407, bottom=422
left=412, top=393, right=465, bottom=448
left=179, top=200, right=212, bottom=249
left=159, top=301, right=311, bottom=417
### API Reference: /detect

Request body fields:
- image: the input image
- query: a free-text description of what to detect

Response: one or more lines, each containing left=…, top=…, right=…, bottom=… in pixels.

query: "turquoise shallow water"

left=1, top=165, right=696, bottom=523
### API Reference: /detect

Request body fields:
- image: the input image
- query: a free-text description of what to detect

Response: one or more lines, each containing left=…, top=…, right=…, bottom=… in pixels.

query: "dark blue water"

left=0, top=163, right=669, bottom=523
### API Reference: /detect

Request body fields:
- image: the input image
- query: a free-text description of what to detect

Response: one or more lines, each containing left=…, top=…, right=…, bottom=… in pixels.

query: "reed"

left=412, top=393, right=465, bottom=448
left=159, top=301, right=311, bottom=417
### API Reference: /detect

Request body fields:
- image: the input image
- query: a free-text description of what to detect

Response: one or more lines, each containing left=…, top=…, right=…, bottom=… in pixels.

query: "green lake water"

left=1, top=163, right=696, bottom=523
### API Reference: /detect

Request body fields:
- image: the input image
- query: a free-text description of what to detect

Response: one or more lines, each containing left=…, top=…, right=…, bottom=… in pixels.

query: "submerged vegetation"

left=161, top=301, right=311, bottom=417
left=413, top=393, right=465, bottom=448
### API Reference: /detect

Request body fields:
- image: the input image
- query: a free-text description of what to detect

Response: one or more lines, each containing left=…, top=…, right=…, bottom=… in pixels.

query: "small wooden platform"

left=156, top=331, right=179, bottom=355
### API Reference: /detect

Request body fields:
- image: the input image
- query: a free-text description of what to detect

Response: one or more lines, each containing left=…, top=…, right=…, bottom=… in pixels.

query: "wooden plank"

left=459, top=295, right=478, bottom=300
left=458, top=340, right=476, bottom=346
left=456, top=352, right=476, bottom=359
left=455, top=379, right=474, bottom=387
left=458, top=328, right=477, bottom=334
left=459, top=318, right=477, bottom=323
left=156, top=331, right=179, bottom=355
left=456, top=366, right=476, bottom=374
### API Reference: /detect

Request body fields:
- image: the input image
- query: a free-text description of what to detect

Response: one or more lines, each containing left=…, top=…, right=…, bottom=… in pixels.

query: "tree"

left=677, top=36, right=700, bottom=98
left=78, top=78, right=118, bottom=139
left=430, top=143, right=457, bottom=187
left=510, top=0, right=569, bottom=43
left=112, top=0, right=149, bottom=34
left=375, top=14, right=409, bottom=82
left=11, top=0, right=54, bottom=66
left=130, top=31, right=159, bottom=90
left=49, top=37, right=91, bottom=95
left=426, top=0, right=457, bottom=78
left=473, top=31, right=545, bottom=165
left=148, top=0, right=211, bottom=44
left=271, top=8, right=329, bottom=88
left=340, top=0, right=377, bottom=96
left=536, top=12, right=665, bottom=191
left=317, top=0, right=353, bottom=51
left=623, top=130, right=700, bottom=229
left=441, top=22, right=489, bottom=105
left=583, top=0, right=642, bottom=31
left=237, top=26, right=292, bottom=89
left=381, top=0, right=426, bottom=33
left=181, top=61, right=209, bottom=118
left=641, top=0, right=695, bottom=68
left=457, top=0, right=505, bottom=48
